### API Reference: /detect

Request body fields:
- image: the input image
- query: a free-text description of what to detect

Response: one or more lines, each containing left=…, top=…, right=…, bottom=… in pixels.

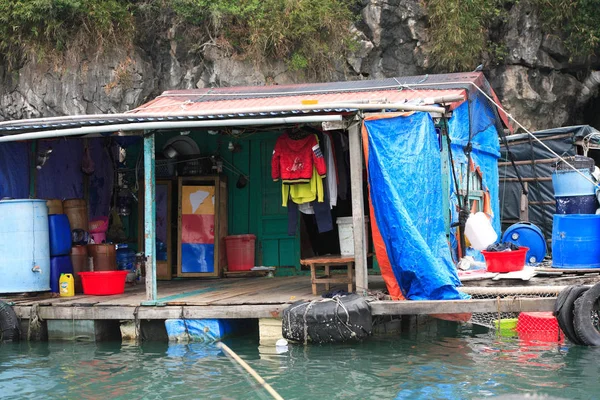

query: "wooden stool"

left=300, top=255, right=355, bottom=295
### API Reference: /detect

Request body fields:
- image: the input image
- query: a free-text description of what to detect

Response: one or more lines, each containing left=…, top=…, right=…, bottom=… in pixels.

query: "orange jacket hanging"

left=271, top=133, right=327, bottom=183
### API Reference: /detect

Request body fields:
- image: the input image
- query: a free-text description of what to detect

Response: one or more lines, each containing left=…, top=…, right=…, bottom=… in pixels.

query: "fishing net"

left=464, top=287, right=562, bottom=339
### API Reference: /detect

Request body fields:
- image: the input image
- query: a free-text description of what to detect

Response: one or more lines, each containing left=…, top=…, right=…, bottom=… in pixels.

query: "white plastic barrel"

left=464, top=212, right=497, bottom=251
left=337, top=216, right=369, bottom=256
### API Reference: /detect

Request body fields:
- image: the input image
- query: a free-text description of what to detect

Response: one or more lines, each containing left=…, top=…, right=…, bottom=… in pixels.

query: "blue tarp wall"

left=0, top=138, right=114, bottom=219
left=448, top=93, right=501, bottom=261
left=365, top=112, right=468, bottom=300
left=364, top=93, right=501, bottom=300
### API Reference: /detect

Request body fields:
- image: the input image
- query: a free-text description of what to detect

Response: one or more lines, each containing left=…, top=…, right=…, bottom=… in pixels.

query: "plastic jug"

left=464, top=212, right=497, bottom=251
left=59, top=273, right=75, bottom=297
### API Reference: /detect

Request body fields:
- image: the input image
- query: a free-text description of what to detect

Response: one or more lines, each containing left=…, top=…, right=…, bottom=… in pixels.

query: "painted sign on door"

left=181, top=185, right=215, bottom=273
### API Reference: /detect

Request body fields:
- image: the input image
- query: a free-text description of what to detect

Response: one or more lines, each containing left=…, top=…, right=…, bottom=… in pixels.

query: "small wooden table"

left=300, top=255, right=356, bottom=295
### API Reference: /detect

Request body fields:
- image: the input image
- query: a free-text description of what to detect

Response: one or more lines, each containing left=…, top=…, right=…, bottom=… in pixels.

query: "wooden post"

left=143, top=132, right=157, bottom=302
left=348, top=119, right=368, bottom=295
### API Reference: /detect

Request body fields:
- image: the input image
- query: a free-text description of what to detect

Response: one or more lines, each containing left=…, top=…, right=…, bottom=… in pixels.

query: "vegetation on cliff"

left=0, top=0, right=598, bottom=74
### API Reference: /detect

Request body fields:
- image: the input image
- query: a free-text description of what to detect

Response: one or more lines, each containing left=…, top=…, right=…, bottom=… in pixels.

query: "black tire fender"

left=573, top=283, right=600, bottom=346
left=0, top=300, right=20, bottom=342
left=554, top=285, right=588, bottom=345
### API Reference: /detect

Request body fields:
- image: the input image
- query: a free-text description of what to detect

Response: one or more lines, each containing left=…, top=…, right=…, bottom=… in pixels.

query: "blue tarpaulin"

left=0, top=142, right=29, bottom=199
left=448, top=94, right=501, bottom=261
left=365, top=113, right=468, bottom=300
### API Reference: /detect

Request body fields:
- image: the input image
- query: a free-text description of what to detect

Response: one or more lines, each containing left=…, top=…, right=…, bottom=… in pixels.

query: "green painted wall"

left=127, top=129, right=300, bottom=269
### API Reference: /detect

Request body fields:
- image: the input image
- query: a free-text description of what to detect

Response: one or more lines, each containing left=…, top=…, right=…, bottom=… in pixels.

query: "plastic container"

left=224, top=235, right=256, bottom=271
left=88, top=244, right=117, bottom=271
left=70, top=245, right=89, bottom=293
left=48, top=214, right=72, bottom=256
left=552, top=169, right=597, bottom=197
left=501, top=222, right=546, bottom=264
left=552, top=214, right=600, bottom=268
left=0, top=199, right=50, bottom=293
left=59, top=273, right=75, bottom=297
left=89, top=216, right=109, bottom=243
left=63, top=199, right=89, bottom=232
left=517, top=311, right=563, bottom=342
left=464, top=212, right=498, bottom=251
left=116, top=245, right=136, bottom=271
left=50, top=255, right=74, bottom=293
left=481, top=247, right=529, bottom=273
left=46, top=199, right=64, bottom=215
left=336, top=216, right=370, bottom=256
left=78, top=271, right=128, bottom=295
left=555, top=195, right=598, bottom=215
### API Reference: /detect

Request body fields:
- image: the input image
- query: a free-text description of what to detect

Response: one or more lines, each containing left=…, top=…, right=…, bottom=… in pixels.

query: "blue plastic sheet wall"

left=0, top=142, right=30, bottom=199
left=88, top=139, right=114, bottom=219
left=365, top=113, right=468, bottom=300
left=36, top=140, right=84, bottom=199
left=447, top=95, right=501, bottom=260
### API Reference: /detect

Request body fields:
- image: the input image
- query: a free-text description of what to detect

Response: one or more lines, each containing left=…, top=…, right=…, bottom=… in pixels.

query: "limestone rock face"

left=1, top=0, right=599, bottom=131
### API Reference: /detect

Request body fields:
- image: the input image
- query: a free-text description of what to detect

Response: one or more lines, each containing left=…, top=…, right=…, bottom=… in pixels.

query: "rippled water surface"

left=1, top=324, right=600, bottom=400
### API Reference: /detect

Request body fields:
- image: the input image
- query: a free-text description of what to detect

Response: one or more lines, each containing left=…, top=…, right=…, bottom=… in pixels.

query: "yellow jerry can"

left=59, top=273, right=75, bottom=297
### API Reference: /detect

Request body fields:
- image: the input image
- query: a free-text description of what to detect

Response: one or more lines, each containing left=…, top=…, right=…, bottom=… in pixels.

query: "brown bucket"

left=87, top=244, right=117, bottom=271
left=46, top=199, right=64, bottom=215
left=63, top=199, right=89, bottom=231
left=70, top=245, right=89, bottom=293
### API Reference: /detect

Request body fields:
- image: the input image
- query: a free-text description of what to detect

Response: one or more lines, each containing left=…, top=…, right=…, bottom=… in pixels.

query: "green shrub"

left=0, top=0, right=133, bottom=65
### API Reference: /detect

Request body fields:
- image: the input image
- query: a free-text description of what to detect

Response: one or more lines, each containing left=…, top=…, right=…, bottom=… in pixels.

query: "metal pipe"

left=0, top=102, right=448, bottom=130
left=0, top=115, right=344, bottom=143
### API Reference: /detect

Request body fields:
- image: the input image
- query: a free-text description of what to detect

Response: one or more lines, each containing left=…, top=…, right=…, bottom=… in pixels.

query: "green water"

left=1, top=325, right=599, bottom=400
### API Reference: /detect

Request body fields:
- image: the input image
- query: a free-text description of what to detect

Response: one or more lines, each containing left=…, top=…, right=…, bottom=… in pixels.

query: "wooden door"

left=250, top=137, right=300, bottom=268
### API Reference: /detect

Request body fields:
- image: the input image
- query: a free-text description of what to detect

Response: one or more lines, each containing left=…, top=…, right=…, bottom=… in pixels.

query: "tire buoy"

left=282, top=294, right=372, bottom=343
left=554, top=285, right=588, bottom=345
left=0, top=300, right=20, bottom=342
left=573, top=283, right=600, bottom=346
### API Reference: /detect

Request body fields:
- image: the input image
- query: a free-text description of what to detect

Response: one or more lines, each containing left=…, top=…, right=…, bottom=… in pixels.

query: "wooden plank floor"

left=2, top=276, right=387, bottom=308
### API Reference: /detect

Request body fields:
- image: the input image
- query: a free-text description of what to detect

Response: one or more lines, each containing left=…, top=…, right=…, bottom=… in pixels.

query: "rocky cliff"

left=1, top=0, right=599, bottom=132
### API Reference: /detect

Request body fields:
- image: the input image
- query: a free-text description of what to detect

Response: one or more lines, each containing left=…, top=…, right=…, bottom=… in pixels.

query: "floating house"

left=0, top=72, right=564, bottom=341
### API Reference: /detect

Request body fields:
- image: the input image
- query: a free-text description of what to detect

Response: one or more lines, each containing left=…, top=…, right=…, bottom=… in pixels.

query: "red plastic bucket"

left=78, top=271, right=128, bottom=295
left=224, top=234, right=256, bottom=271
left=481, top=247, right=529, bottom=273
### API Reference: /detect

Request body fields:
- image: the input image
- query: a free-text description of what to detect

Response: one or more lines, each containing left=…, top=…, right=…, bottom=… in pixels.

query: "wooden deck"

left=2, top=274, right=568, bottom=321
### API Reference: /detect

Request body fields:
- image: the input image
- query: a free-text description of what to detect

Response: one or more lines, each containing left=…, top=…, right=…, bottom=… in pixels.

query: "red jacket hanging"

left=272, top=133, right=327, bottom=183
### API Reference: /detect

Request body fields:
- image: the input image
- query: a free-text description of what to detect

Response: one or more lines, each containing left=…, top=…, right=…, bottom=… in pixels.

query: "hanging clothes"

left=287, top=167, right=333, bottom=235
left=272, top=132, right=326, bottom=183
left=333, top=131, right=350, bottom=201
left=282, top=166, right=324, bottom=206
left=299, top=133, right=337, bottom=213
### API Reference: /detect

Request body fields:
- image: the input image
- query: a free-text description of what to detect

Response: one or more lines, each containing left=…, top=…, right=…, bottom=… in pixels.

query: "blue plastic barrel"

left=552, top=169, right=597, bottom=197
left=502, top=222, right=547, bottom=264
left=48, top=214, right=72, bottom=256
left=555, top=195, right=598, bottom=214
left=50, top=255, right=74, bottom=293
left=552, top=214, right=600, bottom=268
left=116, top=245, right=136, bottom=270
left=0, top=199, right=50, bottom=293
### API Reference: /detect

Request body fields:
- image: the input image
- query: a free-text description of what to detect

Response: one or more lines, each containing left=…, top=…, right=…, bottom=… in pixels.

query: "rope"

left=133, top=305, right=141, bottom=341
left=180, top=306, right=191, bottom=342
left=27, top=304, right=43, bottom=341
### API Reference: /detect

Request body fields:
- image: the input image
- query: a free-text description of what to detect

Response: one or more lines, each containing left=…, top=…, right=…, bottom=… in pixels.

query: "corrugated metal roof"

left=0, top=72, right=493, bottom=135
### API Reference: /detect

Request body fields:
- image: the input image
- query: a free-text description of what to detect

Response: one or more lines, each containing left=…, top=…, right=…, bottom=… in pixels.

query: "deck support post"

left=348, top=118, right=368, bottom=295
left=143, top=132, right=157, bottom=302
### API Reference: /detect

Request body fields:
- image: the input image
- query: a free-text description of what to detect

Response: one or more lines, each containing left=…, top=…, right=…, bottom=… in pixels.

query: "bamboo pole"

left=216, top=342, right=284, bottom=400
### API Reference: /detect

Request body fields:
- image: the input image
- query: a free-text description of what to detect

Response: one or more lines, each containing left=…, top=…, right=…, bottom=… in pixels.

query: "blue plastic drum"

left=48, top=214, right=72, bottom=256
left=552, top=214, right=600, bottom=268
left=502, top=222, right=547, bottom=264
